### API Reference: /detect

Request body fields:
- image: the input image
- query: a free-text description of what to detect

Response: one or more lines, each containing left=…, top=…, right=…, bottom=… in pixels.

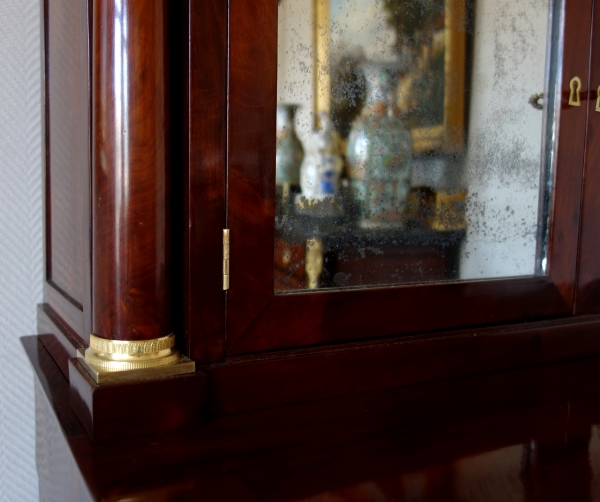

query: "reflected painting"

left=317, top=0, right=466, bottom=153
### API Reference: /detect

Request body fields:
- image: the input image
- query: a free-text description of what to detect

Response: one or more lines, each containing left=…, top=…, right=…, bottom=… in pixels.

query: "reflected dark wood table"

left=26, top=335, right=600, bottom=501
left=275, top=201, right=465, bottom=290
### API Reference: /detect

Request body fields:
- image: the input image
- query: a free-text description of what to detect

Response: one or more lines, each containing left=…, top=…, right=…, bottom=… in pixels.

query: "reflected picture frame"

left=313, top=0, right=467, bottom=154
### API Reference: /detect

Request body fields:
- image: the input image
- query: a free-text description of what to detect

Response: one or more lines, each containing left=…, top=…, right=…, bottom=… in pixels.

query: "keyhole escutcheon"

left=569, top=76, right=582, bottom=106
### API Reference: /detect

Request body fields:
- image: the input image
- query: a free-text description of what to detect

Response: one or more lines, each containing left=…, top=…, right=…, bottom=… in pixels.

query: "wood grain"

left=68, top=358, right=207, bottom=441
left=37, top=303, right=85, bottom=378
left=183, top=0, right=228, bottom=364
left=43, top=0, right=91, bottom=340
left=25, top=334, right=600, bottom=501
left=226, top=0, right=277, bottom=352
left=225, top=0, right=591, bottom=356
left=212, top=314, right=600, bottom=416
left=549, top=0, right=594, bottom=309
left=576, top=0, right=600, bottom=314
left=229, top=276, right=569, bottom=354
left=92, top=0, right=171, bottom=341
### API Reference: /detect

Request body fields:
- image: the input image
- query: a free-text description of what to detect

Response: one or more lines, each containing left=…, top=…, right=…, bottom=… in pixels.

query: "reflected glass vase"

left=276, top=104, right=304, bottom=187
left=346, top=63, right=413, bottom=228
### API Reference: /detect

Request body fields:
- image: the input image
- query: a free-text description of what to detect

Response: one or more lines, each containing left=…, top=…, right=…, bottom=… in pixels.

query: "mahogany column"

left=92, top=0, right=170, bottom=342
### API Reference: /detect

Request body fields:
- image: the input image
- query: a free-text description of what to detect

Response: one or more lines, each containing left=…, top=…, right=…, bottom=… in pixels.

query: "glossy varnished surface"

left=45, top=0, right=88, bottom=306
left=67, top=357, right=206, bottom=442
left=92, top=0, right=170, bottom=341
left=26, top=335, right=600, bottom=501
left=226, top=0, right=277, bottom=352
left=43, top=0, right=91, bottom=340
left=38, top=303, right=85, bottom=378
left=37, top=286, right=600, bottom=443
left=183, top=0, right=228, bottom=364
left=539, top=0, right=593, bottom=307
left=224, top=0, right=591, bottom=356
left=577, top=0, right=600, bottom=315
left=210, top=314, right=600, bottom=417
left=37, top=303, right=207, bottom=442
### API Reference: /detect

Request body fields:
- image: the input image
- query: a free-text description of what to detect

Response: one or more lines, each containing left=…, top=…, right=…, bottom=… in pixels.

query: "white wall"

left=460, top=0, right=549, bottom=279
left=277, top=0, right=316, bottom=148
left=0, top=0, right=43, bottom=500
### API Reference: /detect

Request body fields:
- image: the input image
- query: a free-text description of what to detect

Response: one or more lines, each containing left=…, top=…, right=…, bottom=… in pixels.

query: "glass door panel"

left=275, top=0, right=559, bottom=292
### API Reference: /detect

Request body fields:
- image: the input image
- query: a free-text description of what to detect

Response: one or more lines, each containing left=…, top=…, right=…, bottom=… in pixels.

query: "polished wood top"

left=24, top=335, right=600, bottom=501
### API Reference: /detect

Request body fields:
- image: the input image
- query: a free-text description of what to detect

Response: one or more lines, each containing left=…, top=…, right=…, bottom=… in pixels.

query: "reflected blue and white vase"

left=346, top=63, right=413, bottom=227
left=300, top=111, right=343, bottom=200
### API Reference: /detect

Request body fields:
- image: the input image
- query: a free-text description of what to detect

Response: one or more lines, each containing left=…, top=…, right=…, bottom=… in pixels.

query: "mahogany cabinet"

left=34, top=0, right=600, bottom=443
left=25, top=334, right=600, bottom=501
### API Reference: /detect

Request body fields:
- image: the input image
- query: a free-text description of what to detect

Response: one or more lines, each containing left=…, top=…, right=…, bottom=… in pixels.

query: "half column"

left=84, top=0, right=187, bottom=378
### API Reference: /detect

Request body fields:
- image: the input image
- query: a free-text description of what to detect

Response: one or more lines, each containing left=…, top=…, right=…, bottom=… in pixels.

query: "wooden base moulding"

left=34, top=301, right=600, bottom=441
left=68, top=357, right=206, bottom=441
left=24, top=334, right=600, bottom=501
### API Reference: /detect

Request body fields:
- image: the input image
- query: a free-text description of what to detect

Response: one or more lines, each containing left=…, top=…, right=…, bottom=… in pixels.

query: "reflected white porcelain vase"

left=300, top=112, right=343, bottom=201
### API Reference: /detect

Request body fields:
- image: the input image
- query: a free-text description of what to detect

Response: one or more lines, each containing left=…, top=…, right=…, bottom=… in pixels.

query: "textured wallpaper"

left=0, top=0, right=44, bottom=500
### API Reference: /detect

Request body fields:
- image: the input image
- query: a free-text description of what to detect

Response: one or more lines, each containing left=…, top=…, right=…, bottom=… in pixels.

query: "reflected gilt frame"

left=313, top=0, right=467, bottom=153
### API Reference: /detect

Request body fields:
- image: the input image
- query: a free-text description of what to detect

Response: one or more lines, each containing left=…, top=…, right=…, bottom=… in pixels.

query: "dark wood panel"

left=92, top=0, right=171, bottom=341
left=37, top=303, right=85, bottom=378
left=43, top=283, right=85, bottom=343
left=226, top=0, right=277, bottom=348
left=550, top=0, right=594, bottom=307
left=184, top=0, right=228, bottom=363
left=212, top=314, right=600, bottom=416
left=26, top=334, right=600, bottom=501
left=68, top=358, right=207, bottom=441
left=230, top=276, right=568, bottom=354
left=577, top=0, right=600, bottom=314
left=44, top=0, right=90, bottom=316
left=225, top=0, right=590, bottom=356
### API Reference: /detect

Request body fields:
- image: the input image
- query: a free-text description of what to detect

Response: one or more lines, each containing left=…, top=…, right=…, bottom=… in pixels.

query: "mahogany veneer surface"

left=92, top=0, right=171, bottom=342
left=26, top=335, right=600, bottom=502
left=183, top=0, right=228, bottom=364
left=224, top=0, right=592, bottom=357
left=45, top=0, right=89, bottom=307
left=577, top=0, right=600, bottom=315
left=43, top=0, right=91, bottom=341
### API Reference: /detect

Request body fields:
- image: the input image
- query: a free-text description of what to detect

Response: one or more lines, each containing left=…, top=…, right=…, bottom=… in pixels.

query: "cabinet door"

left=223, top=0, right=591, bottom=355
left=577, top=0, right=600, bottom=315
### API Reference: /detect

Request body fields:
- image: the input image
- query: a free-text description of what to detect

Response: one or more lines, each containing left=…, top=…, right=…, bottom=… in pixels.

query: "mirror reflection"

left=276, top=0, right=554, bottom=291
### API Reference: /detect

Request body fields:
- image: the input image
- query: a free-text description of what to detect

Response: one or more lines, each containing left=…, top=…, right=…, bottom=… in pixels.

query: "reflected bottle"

left=276, top=104, right=305, bottom=216
left=346, top=63, right=413, bottom=228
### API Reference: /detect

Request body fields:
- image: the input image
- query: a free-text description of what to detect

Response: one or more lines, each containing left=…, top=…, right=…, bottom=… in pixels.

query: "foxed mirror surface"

left=275, top=0, right=560, bottom=292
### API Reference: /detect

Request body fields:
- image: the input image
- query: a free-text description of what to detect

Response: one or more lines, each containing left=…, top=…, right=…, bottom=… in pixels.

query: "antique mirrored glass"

left=275, top=0, right=561, bottom=291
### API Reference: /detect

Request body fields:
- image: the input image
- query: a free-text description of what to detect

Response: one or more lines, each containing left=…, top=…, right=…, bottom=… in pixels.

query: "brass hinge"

left=223, top=229, right=230, bottom=290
